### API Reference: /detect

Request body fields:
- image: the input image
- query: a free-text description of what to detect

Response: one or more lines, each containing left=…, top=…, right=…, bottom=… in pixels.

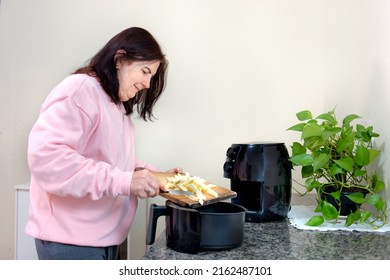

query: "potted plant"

left=287, top=108, right=388, bottom=229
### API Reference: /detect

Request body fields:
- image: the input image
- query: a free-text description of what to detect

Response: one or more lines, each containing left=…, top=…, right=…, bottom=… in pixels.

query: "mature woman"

left=26, top=27, right=181, bottom=260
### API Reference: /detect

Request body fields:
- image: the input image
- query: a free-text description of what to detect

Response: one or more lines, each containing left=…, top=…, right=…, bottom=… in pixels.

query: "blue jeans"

left=35, top=239, right=119, bottom=260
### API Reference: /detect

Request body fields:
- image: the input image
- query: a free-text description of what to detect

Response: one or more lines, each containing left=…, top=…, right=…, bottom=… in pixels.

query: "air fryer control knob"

left=223, top=147, right=237, bottom=178
left=223, top=161, right=233, bottom=174
left=226, top=147, right=237, bottom=159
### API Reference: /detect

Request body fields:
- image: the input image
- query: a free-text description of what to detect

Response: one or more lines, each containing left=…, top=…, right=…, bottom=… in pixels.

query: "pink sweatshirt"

left=26, top=74, right=156, bottom=247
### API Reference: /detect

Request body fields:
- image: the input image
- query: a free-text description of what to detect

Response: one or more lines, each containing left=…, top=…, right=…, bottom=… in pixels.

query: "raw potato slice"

left=164, top=172, right=218, bottom=205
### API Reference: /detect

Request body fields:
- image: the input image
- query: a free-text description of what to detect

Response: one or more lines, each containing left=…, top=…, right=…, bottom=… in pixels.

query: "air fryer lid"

left=223, top=142, right=291, bottom=181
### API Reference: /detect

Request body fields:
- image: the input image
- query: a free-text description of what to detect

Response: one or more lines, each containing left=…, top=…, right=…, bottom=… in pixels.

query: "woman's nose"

left=141, top=78, right=151, bottom=89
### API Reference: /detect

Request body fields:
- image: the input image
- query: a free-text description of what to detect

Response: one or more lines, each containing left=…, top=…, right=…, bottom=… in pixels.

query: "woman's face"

left=116, top=60, right=160, bottom=102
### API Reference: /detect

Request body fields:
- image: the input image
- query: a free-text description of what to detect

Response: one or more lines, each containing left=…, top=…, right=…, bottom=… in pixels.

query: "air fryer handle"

left=146, top=203, right=168, bottom=245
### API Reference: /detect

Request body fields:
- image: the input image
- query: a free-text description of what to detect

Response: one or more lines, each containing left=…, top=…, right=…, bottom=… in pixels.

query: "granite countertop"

left=142, top=194, right=390, bottom=260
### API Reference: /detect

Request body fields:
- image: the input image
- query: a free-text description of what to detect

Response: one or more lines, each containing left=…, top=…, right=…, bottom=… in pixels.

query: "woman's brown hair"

left=74, top=27, right=168, bottom=120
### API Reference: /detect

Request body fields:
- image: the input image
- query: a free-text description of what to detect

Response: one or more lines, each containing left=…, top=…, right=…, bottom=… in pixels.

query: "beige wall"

left=1, top=0, right=389, bottom=260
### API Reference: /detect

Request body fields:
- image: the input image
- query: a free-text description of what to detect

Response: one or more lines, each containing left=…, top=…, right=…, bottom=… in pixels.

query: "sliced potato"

left=164, top=172, right=218, bottom=205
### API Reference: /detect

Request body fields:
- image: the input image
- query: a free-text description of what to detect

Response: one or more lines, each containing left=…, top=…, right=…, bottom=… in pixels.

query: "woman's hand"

left=130, top=169, right=162, bottom=198
left=131, top=167, right=183, bottom=198
left=158, top=167, right=183, bottom=192
left=165, top=167, right=183, bottom=174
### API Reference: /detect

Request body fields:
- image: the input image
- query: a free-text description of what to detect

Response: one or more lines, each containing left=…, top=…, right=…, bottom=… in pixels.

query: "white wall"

left=322, top=0, right=390, bottom=205
left=1, top=0, right=389, bottom=260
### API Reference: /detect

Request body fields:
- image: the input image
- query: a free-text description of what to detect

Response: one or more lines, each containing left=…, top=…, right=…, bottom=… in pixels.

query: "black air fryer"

left=223, top=142, right=292, bottom=222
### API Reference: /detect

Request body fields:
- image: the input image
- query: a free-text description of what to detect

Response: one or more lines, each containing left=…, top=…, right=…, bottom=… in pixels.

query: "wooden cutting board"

left=159, top=185, right=237, bottom=208
left=153, top=172, right=237, bottom=208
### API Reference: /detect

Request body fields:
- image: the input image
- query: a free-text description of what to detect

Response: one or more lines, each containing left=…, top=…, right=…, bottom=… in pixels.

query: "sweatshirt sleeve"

left=134, top=158, right=158, bottom=171
left=27, top=77, right=133, bottom=200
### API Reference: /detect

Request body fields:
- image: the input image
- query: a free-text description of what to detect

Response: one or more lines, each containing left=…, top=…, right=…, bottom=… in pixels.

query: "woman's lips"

left=134, top=83, right=144, bottom=92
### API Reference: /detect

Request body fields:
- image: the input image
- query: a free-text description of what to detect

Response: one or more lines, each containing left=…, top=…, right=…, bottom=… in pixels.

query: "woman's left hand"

left=151, top=167, right=183, bottom=192
left=165, top=167, right=183, bottom=174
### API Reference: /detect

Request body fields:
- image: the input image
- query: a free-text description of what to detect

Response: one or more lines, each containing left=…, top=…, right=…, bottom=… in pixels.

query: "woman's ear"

left=114, top=49, right=127, bottom=69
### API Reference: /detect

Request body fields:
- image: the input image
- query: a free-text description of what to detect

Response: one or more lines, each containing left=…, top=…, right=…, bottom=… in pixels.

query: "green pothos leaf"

left=287, top=123, right=306, bottom=132
left=345, top=211, right=361, bottom=226
left=290, top=154, right=313, bottom=166
left=365, top=194, right=381, bottom=206
left=333, top=157, right=354, bottom=172
left=346, top=192, right=365, bottom=204
left=360, top=210, right=371, bottom=223
left=305, top=215, right=324, bottom=226
left=321, top=200, right=339, bottom=220
left=342, top=114, right=361, bottom=126
left=296, top=110, right=312, bottom=121
left=313, top=153, right=330, bottom=171
left=355, top=144, right=370, bottom=166
left=302, top=165, right=314, bottom=178
left=313, top=203, right=322, bottom=212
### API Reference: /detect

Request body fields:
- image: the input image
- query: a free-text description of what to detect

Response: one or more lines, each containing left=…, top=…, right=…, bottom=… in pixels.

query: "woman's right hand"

left=130, top=169, right=161, bottom=199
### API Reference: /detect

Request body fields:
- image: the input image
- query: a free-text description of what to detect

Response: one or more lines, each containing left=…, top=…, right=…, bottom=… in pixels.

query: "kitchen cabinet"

left=15, top=184, right=37, bottom=260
